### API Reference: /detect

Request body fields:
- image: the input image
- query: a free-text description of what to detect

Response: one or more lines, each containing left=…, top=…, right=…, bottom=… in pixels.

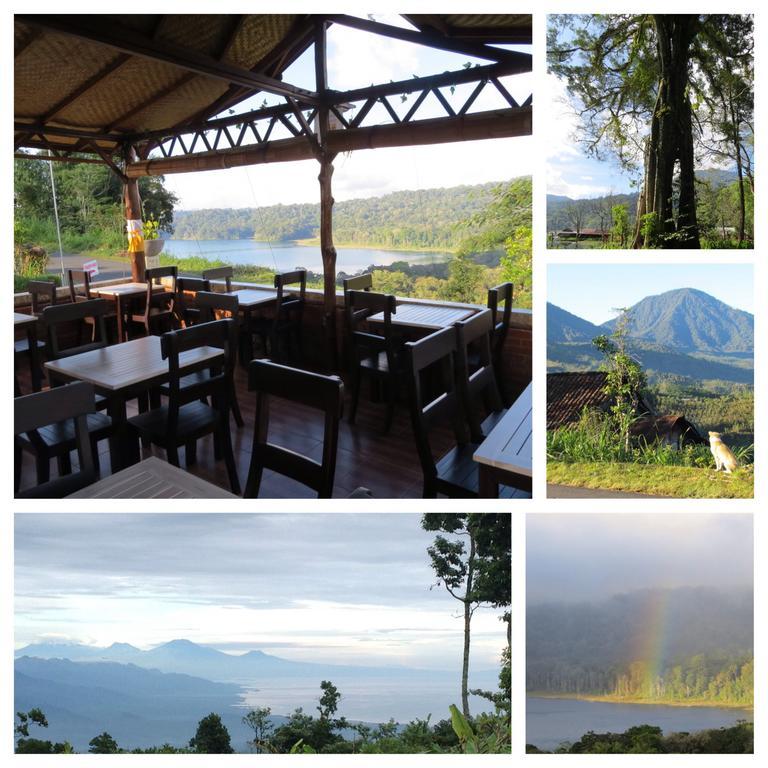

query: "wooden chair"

left=250, top=269, right=306, bottom=362
left=177, top=276, right=211, bottom=327
left=15, top=382, right=102, bottom=497
left=67, top=269, right=115, bottom=342
left=162, top=290, right=245, bottom=428
left=488, top=282, right=514, bottom=405
left=345, top=289, right=400, bottom=432
left=14, top=281, right=56, bottom=391
left=244, top=359, right=344, bottom=498
left=454, top=309, right=506, bottom=442
left=403, top=326, right=479, bottom=498
left=44, top=298, right=111, bottom=361
left=29, top=280, right=58, bottom=315
left=202, top=265, right=234, bottom=292
left=342, top=273, right=373, bottom=295
left=127, top=319, right=241, bottom=494
left=130, top=266, right=178, bottom=337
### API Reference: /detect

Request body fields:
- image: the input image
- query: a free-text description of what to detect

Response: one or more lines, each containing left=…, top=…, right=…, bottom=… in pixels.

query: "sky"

left=161, top=14, right=533, bottom=209
left=14, top=513, right=508, bottom=672
left=547, top=263, right=754, bottom=325
left=527, top=513, right=753, bottom=604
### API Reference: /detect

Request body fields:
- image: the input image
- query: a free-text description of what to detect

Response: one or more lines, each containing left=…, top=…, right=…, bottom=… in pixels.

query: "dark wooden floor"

left=16, top=361, right=529, bottom=499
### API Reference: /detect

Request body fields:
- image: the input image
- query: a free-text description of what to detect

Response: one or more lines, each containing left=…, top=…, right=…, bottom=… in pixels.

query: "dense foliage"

left=527, top=721, right=753, bottom=754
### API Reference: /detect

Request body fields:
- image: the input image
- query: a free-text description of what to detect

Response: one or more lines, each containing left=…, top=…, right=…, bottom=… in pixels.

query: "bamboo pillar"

left=122, top=147, right=146, bottom=282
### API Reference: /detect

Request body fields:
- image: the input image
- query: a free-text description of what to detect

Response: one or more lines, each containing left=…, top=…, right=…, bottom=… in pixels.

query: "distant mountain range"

left=547, top=288, right=754, bottom=386
left=14, top=638, right=444, bottom=683
left=15, top=639, right=498, bottom=752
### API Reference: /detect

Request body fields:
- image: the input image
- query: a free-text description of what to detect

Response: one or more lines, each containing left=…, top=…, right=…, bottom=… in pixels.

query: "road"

left=46, top=252, right=132, bottom=283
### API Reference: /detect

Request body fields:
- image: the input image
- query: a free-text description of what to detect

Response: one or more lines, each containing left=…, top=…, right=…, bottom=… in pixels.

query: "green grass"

left=547, top=460, right=753, bottom=498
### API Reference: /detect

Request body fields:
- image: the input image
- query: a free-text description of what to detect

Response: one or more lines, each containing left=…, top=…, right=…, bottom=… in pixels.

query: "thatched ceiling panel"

left=154, top=14, right=232, bottom=57
left=14, top=32, right=119, bottom=118
left=55, top=57, right=193, bottom=130
left=226, top=14, right=299, bottom=67
left=129, top=78, right=232, bottom=132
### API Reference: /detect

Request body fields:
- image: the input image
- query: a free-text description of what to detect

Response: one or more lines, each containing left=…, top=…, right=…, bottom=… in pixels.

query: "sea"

left=162, top=239, right=452, bottom=274
left=526, top=696, right=753, bottom=751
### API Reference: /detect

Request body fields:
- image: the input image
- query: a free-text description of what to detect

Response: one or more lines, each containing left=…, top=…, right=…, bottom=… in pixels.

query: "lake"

left=162, top=239, right=452, bottom=273
left=236, top=671, right=499, bottom=724
left=526, top=696, right=752, bottom=751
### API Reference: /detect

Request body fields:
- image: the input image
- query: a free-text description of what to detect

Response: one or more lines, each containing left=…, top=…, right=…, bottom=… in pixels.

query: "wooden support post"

left=122, top=147, right=145, bottom=282
left=318, top=153, right=338, bottom=369
left=314, top=19, right=338, bottom=371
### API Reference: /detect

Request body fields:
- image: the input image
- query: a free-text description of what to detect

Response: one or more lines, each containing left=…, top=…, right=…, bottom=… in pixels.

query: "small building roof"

left=629, top=415, right=706, bottom=445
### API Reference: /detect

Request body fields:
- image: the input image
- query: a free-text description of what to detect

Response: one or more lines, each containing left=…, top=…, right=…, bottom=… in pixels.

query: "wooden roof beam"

left=401, top=15, right=532, bottom=45
left=17, top=14, right=321, bottom=106
left=323, top=14, right=529, bottom=65
left=125, top=106, right=532, bottom=177
left=14, top=121, right=125, bottom=143
left=328, top=60, right=530, bottom=105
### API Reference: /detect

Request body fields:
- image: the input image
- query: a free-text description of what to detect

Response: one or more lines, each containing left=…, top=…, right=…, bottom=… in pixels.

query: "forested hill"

left=527, top=586, right=753, bottom=705
left=172, top=181, right=515, bottom=249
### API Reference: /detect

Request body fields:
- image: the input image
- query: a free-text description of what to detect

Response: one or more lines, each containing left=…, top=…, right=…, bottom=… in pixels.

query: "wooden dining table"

left=473, top=381, right=533, bottom=498
left=45, top=336, right=223, bottom=471
left=94, top=282, right=156, bottom=342
left=14, top=312, right=42, bottom=391
left=367, top=302, right=476, bottom=331
left=68, top=456, right=236, bottom=498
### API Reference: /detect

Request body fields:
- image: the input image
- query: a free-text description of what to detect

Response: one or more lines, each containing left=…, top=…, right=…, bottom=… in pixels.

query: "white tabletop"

left=94, top=282, right=152, bottom=297
left=226, top=288, right=278, bottom=308
left=14, top=312, right=37, bottom=326
left=45, top=335, right=223, bottom=391
left=473, top=382, right=533, bottom=477
left=68, top=456, right=237, bottom=498
left=369, top=303, right=476, bottom=330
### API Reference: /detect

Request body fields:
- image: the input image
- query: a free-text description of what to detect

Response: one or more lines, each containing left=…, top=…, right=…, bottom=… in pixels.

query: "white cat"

left=709, top=432, right=738, bottom=474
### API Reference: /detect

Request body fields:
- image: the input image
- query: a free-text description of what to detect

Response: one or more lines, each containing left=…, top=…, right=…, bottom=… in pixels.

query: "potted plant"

left=143, top=216, right=165, bottom=267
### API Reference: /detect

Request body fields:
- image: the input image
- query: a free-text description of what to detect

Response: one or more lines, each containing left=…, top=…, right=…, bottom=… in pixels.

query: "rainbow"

left=627, top=590, right=672, bottom=698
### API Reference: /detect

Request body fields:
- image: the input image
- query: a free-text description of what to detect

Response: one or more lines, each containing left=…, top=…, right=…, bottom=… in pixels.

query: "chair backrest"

left=488, top=282, right=513, bottom=350
left=15, top=381, right=97, bottom=497
left=160, top=319, right=235, bottom=427
left=43, top=299, right=111, bottom=359
left=202, top=265, right=234, bottom=291
left=404, top=326, right=470, bottom=488
left=343, top=273, right=373, bottom=295
left=345, top=290, right=397, bottom=363
left=196, top=291, right=240, bottom=322
left=144, top=265, right=177, bottom=315
left=29, top=280, right=58, bottom=315
left=67, top=269, right=92, bottom=301
left=454, top=309, right=504, bottom=442
left=275, top=269, right=306, bottom=301
left=245, top=359, right=344, bottom=499
left=177, top=276, right=211, bottom=323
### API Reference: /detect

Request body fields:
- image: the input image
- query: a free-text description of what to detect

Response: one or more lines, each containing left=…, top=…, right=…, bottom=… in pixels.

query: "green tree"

left=15, top=709, right=73, bottom=754
left=593, top=308, right=648, bottom=448
left=422, top=513, right=511, bottom=719
left=242, top=706, right=273, bottom=754
left=189, top=713, right=234, bottom=754
left=611, top=204, right=631, bottom=247
left=88, top=732, right=120, bottom=754
left=445, top=251, right=483, bottom=303
left=549, top=15, right=753, bottom=249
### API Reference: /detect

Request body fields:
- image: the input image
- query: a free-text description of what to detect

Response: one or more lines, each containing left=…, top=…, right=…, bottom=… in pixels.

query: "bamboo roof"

left=14, top=14, right=532, bottom=171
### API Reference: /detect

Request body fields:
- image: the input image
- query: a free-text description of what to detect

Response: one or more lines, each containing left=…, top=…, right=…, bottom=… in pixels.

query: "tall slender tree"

left=422, top=514, right=511, bottom=719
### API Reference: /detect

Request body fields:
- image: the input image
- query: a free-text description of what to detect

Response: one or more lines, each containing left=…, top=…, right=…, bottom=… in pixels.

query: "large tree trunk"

left=642, top=16, right=700, bottom=248
left=122, top=146, right=146, bottom=281
left=729, top=96, right=746, bottom=245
